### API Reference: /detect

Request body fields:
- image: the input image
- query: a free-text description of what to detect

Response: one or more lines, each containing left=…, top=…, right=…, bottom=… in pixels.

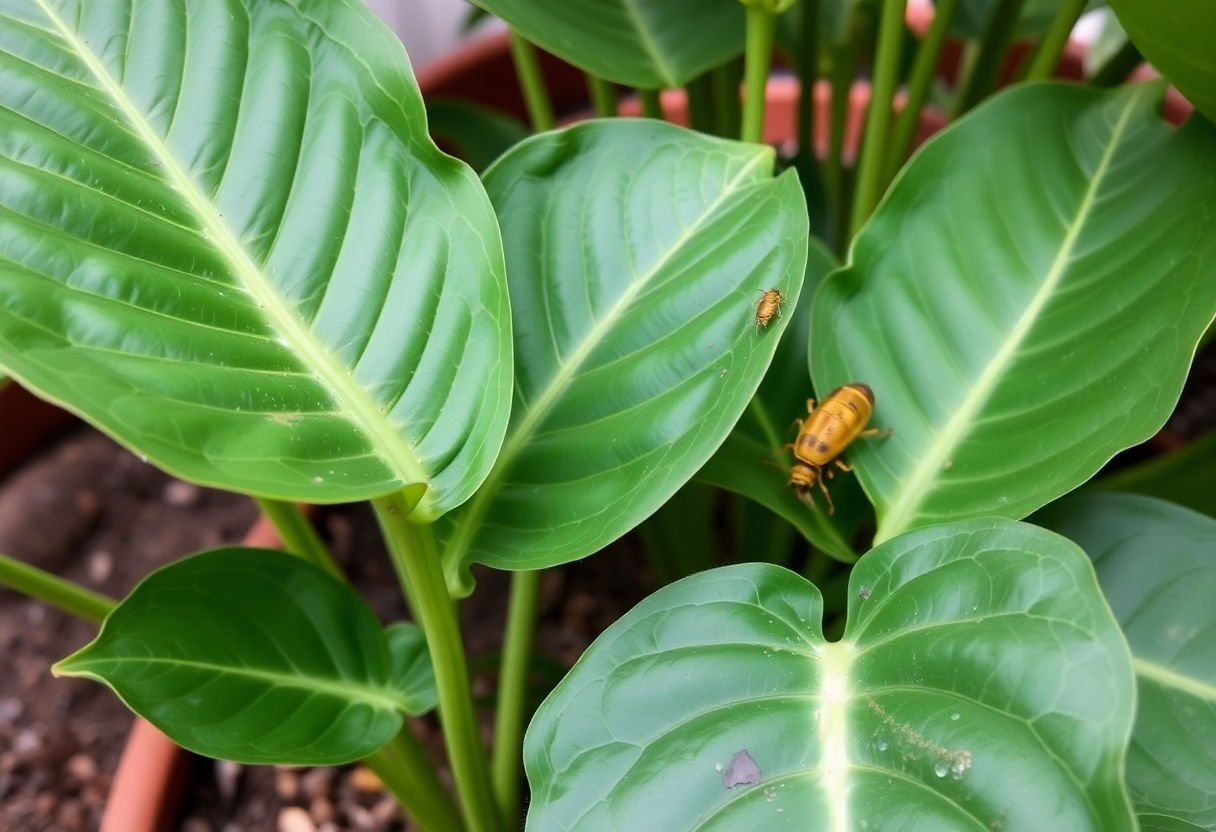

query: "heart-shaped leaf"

left=471, top=0, right=745, bottom=89
left=524, top=519, right=1137, bottom=830
left=0, top=0, right=511, bottom=518
left=441, top=120, right=809, bottom=591
left=1036, top=493, right=1216, bottom=827
left=698, top=236, right=868, bottom=562
left=1109, top=0, right=1216, bottom=122
left=813, top=83, right=1216, bottom=544
left=55, top=548, right=418, bottom=765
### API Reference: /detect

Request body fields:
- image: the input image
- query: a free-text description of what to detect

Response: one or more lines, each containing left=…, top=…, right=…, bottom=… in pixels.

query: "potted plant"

left=1, top=0, right=1214, bottom=830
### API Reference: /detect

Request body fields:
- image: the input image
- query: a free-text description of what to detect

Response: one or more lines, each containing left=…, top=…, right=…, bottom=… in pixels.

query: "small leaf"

left=385, top=622, right=437, bottom=716
left=1109, top=0, right=1216, bottom=122
left=698, top=236, right=867, bottom=561
left=441, top=120, right=808, bottom=590
left=55, top=548, right=408, bottom=765
left=525, top=519, right=1137, bottom=830
left=470, top=0, right=745, bottom=88
left=813, top=83, right=1216, bottom=543
left=1037, top=493, right=1216, bottom=827
left=0, top=0, right=511, bottom=517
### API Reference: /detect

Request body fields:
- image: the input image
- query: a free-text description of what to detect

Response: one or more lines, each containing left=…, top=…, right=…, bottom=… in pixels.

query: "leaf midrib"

left=620, top=0, right=677, bottom=87
left=57, top=654, right=407, bottom=712
left=444, top=152, right=770, bottom=571
left=1134, top=656, right=1216, bottom=702
left=35, top=0, right=428, bottom=493
left=874, top=87, right=1148, bottom=543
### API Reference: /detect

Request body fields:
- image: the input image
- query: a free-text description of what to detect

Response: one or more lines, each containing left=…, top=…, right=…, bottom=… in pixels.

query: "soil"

left=0, top=427, right=655, bottom=832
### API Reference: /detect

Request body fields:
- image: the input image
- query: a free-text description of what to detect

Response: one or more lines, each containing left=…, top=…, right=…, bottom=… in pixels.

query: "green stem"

left=373, top=494, right=500, bottom=832
left=586, top=74, right=618, bottom=118
left=254, top=498, right=341, bottom=578
left=367, top=730, right=466, bottom=832
left=0, top=552, right=114, bottom=622
left=796, top=0, right=820, bottom=163
left=741, top=6, right=778, bottom=143
left=508, top=31, right=555, bottom=132
left=712, top=58, right=744, bottom=138
left=639, top=87, right=664, bottom=120
left=952, top=0, right=1028, bottom=118
left=825, top=38, right=855, bottom=252
left=685, top=72, right=715, bottom=134
left=886, top=0, right=960, bottom=181
left=490, top=569, right=541, bottom=827
left=850, top=0, right=906, bottom=236
left=1022, top=0, right=1086, bottom=81
left=1090, top=39, right=1142, bottom=87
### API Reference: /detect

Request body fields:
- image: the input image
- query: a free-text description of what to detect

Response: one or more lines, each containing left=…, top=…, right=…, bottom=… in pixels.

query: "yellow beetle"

left=787, top=383, right=887, bottom=513
left=755, top=288, right=785, bottom=329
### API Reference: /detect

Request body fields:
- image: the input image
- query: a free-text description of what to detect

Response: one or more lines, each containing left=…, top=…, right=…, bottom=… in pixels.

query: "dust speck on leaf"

left=858, top=585, right=872, bottom=600
left=723, top=750, right=760, bottom=788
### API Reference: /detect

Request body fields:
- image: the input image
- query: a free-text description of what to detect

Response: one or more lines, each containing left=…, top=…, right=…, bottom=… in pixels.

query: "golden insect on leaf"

left=786, top=382, right=888, bottom=514
left=755, top=288, right=785, bottom=329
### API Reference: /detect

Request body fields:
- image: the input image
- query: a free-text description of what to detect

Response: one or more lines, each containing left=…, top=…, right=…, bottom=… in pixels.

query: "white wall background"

left=365, top=0, right=502, bottom=71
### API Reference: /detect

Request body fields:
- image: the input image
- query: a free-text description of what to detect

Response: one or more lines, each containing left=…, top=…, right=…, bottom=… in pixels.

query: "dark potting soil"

left=0, top=427, right=655, bottom=831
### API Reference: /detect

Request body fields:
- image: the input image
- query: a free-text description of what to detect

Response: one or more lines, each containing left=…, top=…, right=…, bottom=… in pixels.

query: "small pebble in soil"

left=216, top=759, right=243, bottom=803
left=301, top=767, right=336, bottom=800
left=86, top=549, right=113, bottom=584
left=275, top=767, right=300, bottom=801
left=348, top=804, right=376, bottom=830
left=309, top=796, right=335, bottom=824
left=66, top=753, right=98, bottom=782
left=181, top=817, right=214, bottom=832
left=349, top=765, right=383, bottom=793
left=0, top=696, right=23, bottom=724
left=278, top=805, right=317, bottom=832
left=164, top=480, right=201, bottom=506
left=371, top=796, right=399, bottom=825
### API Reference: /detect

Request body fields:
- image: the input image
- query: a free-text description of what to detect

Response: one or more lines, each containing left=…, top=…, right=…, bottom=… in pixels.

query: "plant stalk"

left=1022, top=0, right=1086, bottom=81
left=508, top=32, right=556, bottom=132
left=825, top=37, right=855, bottom=252
left=254, top=498, right=341, bottom=578
left=886, top=0, right=960, bottom=181
left=0, top=552, right=114, bottom=622
left=741, top=6, right=778, bottom=143
left=367, top=729, right=467, bottom=832
left=373, top=494, right=500, bottom=832
left=796, top=0, right=820, bottom=164
left=1090, top=39, right=1142, bottom=87
left=712, top=58, right=744, bottom=138
left=850, top=0, right=907, bottom=236
left=586, top=74, right=618, bottom=118
left=490, top=569, right=541, bottom=828
left=639, top=87, right=664, bottom=120
left=685, top=72, right=715, bottom=134
left=952, top=0, right=1028, bottom=117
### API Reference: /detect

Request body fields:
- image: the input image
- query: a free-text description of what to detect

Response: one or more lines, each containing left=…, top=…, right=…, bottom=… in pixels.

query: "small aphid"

left=755, top=288, right=785, bottom=329
left=786, top=383, right=889, bottom=514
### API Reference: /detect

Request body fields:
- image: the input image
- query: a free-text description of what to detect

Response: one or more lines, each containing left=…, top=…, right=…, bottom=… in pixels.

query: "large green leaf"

left=812, top=83, right=1216, bottom=544
left=470, top=0, right=745, bottom=89
left=440, top=120, right=809, bottom=591
left=0, top=0, right=510, bottom=518
left=698, top=237, right=868, bottom=562
left=1036, top=493, right=1216, bottom=827
left=55, top=548, right=420, bottom=765
left=1140, top=816, right=1207, bottom=832
left=524, top=518, right=1136, bottom=830
left=1109, top=0, right=1216, bottom=123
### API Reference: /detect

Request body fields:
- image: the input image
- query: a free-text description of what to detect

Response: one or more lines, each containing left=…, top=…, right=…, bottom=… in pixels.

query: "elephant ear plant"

left=1, top=0, right=1215, bottom=830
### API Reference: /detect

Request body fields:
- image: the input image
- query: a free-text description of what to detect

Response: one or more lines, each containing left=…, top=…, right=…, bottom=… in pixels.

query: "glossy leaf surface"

left=0, top=0, right=511, bottom=517
left=441, top=120, right=808, bottom=590
left=470, top=0, right=745, bottom=88
left=1037, top=493, right=1216, bottom=827
left=56, top=548, right=412, bottom=765
left=525, top=518, right=1136, bottom=830
left=699, top=237, right=867, bottom=562
left=385, top=622, right=438, bottom=716
left=813, top=83, right=1216, bottom=543
left=1109, top=0, right=1216, bottom=122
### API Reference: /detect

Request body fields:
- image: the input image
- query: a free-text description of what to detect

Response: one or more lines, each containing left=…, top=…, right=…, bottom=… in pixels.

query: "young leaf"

left=441, top=120, right=809, bottom=590
left=55, top=548, right=416, bottom=765
left=470, top=0, right=745, bottom=89
left=524, top=519, right=1136, bottom=830
left=0, top=0, right=511, bottom=518
left=1036, top=493, right=1216, bottom=827
left=813, top=83, right=1216, bottom=544
left=698, top=237, right=869, bottom=562
left=1108, top=0, right=1216, bottom=122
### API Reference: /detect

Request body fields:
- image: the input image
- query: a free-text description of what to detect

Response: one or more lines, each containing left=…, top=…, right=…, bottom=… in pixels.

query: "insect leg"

left=833, top=459, right=852, bottom=472
left=816, top=476, right=836, bottom=515
left=860, top=427, right=893, bottom=438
